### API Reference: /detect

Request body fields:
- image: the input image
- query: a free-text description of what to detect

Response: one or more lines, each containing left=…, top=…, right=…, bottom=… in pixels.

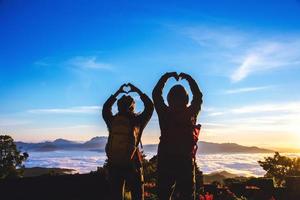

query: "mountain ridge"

left=16, top=136, right=274, bottom=154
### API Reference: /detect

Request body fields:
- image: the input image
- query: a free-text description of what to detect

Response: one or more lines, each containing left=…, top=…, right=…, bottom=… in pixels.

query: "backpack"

left=106, top=115, right=139, bottom=167
left=161, top=109, right=201, bottom=158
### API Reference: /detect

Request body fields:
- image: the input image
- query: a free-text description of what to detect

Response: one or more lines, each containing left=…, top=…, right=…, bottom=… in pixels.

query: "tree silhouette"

left=0, top=135, right=29, bottom=179
left=258, top=152, right=300, bottom=186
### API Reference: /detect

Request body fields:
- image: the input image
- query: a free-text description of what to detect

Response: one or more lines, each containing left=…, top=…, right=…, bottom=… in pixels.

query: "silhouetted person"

left=152, top=72, right=203, bottom=200
left=102, top=83, right=154, bottom=200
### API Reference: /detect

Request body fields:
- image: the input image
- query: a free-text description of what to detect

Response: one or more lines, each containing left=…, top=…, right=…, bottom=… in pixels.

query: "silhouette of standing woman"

left=152, top=72, right=203, bottom=200
left=103, top=83, right=153, bottom=200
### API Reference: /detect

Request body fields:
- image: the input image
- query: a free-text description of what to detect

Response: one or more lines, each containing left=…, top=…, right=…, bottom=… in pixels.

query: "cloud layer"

left=201, top=101, right=300, bottom=147
left=224, top=86, right=272, bottom=94
left=28, top=106, right=101, bottom=114
left=67, top=56, right=112, bottom=70
left=185, top=26, right=300, bottom=82
left=231, top=41, right=300, bottom=82
left=25, top=150, right=300, bottom=176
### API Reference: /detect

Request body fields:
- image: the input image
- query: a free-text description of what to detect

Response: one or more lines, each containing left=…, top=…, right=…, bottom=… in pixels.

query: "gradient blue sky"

left=1, top=0, right=300, bottom=148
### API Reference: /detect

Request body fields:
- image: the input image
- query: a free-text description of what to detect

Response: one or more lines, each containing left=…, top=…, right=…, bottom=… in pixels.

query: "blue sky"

left=1, top=0, right=300, bottom=148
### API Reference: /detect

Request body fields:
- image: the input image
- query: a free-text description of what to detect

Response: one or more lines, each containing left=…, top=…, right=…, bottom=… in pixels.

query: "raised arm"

left=102, top=84, right=126, bottom=128
left=152, top=72, right=177, bottom=113
left=128, top=83, right=154, bottom=131
left=179, top=73, right=203, bottom=115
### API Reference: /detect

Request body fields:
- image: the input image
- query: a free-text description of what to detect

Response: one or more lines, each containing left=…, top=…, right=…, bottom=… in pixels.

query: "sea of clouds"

left=24, top=151, right=300, bottom=177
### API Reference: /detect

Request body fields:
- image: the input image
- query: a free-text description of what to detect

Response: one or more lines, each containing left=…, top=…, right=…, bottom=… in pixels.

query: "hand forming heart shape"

left=172, top=72, right=189, bottom=81
left=174, top=74, right=180, bottom=81
left=122, top=84, right=131, bottom=94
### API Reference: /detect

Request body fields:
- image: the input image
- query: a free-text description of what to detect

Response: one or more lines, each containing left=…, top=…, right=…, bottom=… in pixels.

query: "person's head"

left=167, top=84, right=189, bottom=110
left=117, top=95, right=135, bottom=113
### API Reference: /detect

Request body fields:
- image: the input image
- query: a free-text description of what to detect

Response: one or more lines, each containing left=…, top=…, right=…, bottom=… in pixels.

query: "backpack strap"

left=139, top=140, right=143, bottom=149
left=192, top=124, right=201, bottom=159
left=130, top=128, right=144, bottom=162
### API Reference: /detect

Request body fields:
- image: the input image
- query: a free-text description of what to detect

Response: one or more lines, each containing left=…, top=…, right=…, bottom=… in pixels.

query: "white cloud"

left=28, top=106, right=101, bottom=114
left=224, top=86, right=272, bottom=94
left=201, top=107, right=216, bottom=112
left=34, top=55, right=112, bottom=70
left=230, top=102, right=300, bottom=114
left=33, top=57, right=54, bottom=67
left=34, top=60, right=50, bottom=67
left=203, top=101, right=300, bottom=118
left=0, top=118, right=31, bottom=126
left=185, top=26, right=245, bottom=48
left=185, top=26, right=300, bottom=82
left=25, top=150, right=106, bottom=173
left=27, top=124, right=99, bottom=132
left=231, top=41, right=300, bottom=82
left=201, top=101, right=300, bottom=148
left=67, top=56, right=112, bottom=70
left=207, top=112, right=225, bottom=116
left=202, top=122, right=228, bottom=127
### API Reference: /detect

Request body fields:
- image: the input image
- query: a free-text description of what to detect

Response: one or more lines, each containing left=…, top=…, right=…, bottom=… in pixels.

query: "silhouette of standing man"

left=153, top=72, right=203, bottom=200
left=103, top=83, right=154, bottom=200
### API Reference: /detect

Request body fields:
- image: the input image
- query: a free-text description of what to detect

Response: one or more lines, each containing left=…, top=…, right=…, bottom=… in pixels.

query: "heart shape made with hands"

left=122, top=84, right=132, bottom=94
left=173, top=73, right=186, bottom=81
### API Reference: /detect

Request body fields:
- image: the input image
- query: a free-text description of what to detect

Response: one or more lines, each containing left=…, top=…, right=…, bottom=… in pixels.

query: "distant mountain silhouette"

left=16, top=137, right=273, bottom=154
left=53, top=138, right=78, bottom=145
left=197, top=141, right=274, bottom=154
left=203, top=170, right=239, bottom=184
left=16, top=139, right=82, bottom=152
left=82, top=136, right=107, bottom=150
left=142, top=141, right=273, bottom=154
